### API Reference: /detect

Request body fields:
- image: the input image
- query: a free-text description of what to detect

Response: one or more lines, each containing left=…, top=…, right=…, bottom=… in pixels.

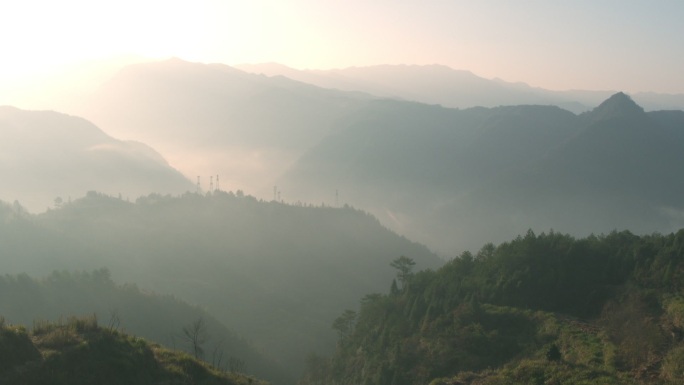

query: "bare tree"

left=182, top=317, right=209, bottom=359
left=107, top=308, right=121, bottom=332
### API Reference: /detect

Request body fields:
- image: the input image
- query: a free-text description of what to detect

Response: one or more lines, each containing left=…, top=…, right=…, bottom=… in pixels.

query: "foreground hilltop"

left=0, top=269, right=292, bottom=384
left=0, top=315, right=267, bottom=385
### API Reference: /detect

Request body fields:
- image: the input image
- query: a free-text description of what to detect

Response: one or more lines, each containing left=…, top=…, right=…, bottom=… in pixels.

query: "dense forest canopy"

left=301, top=229, right=684, bottom=385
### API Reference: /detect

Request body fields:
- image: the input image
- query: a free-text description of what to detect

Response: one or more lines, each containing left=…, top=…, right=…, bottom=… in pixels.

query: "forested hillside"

left=0, top=269, right=291, bottom=384
left=301, top=230, right=684, bottom=385
left=0, top=192, right=442, bottom=378
left=0, top=315, right=267, bottom=385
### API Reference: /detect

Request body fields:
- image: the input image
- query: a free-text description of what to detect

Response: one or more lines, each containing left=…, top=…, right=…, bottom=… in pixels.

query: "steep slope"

left=80, top=58, right=372, bottom=196
left=0, top=106, right=194, bottom=212
left=0, top=192, right=442, bottom=378
left=0, top=269, right=292, bottom=384
left=0, top=315, right=268, bottom=385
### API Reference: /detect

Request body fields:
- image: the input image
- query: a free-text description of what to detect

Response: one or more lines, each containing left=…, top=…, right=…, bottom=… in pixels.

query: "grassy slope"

left=0, top=315, right=267, bottom=385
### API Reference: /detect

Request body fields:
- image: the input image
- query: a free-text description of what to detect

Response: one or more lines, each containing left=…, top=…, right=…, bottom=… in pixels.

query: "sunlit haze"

left=5, top=2, right=684, bottom=382
left=2, top=0, right=684, bottom=97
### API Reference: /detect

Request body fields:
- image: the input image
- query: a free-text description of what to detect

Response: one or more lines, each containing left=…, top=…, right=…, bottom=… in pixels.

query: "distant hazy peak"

left=589, top=92, right=646, bottom=121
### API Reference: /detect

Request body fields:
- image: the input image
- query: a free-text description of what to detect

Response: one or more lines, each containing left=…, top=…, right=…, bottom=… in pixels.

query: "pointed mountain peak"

left=589, top=92, right=645, bottom=121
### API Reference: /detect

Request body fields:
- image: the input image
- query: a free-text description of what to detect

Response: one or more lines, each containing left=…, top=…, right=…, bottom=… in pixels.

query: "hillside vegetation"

left=0, top=315, right=267, bottom=385
left=0, top=269, right=291, bottom=384
left=301, top=229, right=684, bottom=385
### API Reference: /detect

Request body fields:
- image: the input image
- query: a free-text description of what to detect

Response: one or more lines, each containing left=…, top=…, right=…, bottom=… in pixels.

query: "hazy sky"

left=2, top=0, right=684, bottom=93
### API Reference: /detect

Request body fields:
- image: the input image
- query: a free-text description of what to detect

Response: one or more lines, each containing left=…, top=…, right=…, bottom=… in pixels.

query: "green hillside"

left=301, top=230, right=684, bottom=385
left=0, top=315, right=267, bottom=385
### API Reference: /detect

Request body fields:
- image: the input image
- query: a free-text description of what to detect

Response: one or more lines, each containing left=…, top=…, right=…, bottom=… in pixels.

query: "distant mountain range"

left=0, top=106, right=194, bottom=212
left=64, top=58, right=684, bottom=253
left=236, top=62, right=684, bottom=112
left=77, top=59, right=684, bottom=201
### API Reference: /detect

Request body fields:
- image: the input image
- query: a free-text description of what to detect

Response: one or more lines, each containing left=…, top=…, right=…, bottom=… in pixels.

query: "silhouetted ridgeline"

left=301, top=229, right=684, bottom=385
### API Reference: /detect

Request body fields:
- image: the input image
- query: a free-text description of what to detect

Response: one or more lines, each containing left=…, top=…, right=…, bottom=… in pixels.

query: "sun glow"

left=0, top=0, right=265, bottom=108
left=0, top=1, right=256, bottom=81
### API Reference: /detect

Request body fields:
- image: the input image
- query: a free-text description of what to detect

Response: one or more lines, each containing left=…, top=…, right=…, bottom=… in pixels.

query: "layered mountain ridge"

left=8, top=57, right=684, bottom=255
